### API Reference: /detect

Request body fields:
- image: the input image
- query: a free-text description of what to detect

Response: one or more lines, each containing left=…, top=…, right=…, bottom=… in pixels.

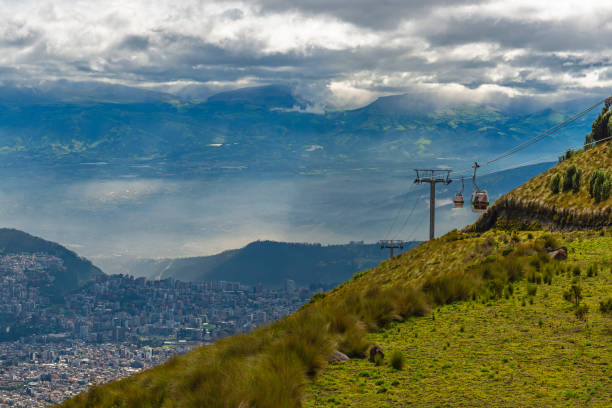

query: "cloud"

left=0, top=0, right=611, bottom=108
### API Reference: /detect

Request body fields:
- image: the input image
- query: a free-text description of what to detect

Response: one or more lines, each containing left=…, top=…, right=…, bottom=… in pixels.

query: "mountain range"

left=0, top=81, right=599, bottom=177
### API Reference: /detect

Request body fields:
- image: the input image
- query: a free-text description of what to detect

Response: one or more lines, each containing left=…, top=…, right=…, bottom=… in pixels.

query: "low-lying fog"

left=0, top=160, right=551, bottom=274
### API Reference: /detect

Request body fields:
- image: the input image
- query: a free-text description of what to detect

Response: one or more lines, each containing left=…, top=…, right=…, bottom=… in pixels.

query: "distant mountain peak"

left=206, top=84, right=301, bottom=109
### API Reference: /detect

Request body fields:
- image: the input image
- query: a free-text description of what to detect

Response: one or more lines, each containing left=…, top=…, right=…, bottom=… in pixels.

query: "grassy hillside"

left=58, top=144, right=612, bottom=407
left=472, top=141, right=612, bottom=231
left=306, top=233, right=612, bottom=407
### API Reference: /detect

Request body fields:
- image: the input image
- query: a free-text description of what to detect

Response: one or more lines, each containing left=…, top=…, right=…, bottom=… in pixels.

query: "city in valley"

left=0, top=253, right=316, bottom=407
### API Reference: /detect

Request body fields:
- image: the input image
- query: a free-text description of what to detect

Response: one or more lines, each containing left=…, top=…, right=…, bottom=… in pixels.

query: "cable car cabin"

left=453, top=193, right=464, bottom=208
left=471, top=190, right=489, bottom=212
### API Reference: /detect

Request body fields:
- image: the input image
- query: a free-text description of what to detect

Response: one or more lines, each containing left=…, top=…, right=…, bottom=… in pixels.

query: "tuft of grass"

left=389, top=350, right=405, bottom=371
left=574, top=303, right=589, bottom=321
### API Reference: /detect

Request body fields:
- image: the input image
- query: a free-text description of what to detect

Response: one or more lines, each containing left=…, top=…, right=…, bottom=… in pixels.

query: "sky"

left=1, top=0, right=612, bottom=108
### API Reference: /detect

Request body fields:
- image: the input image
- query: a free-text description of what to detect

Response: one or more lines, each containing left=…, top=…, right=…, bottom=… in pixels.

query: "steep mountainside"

left=59, top=143, right=612, bottom=408
left=126, top=241, right=417, bottom=287
left=0, top=228, right=103, bottom=296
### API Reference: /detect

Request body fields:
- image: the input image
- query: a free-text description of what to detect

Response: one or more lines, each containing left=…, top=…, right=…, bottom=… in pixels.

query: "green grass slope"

left=58, top=145, right=612, bottom=407
left=306, top=233, right=612, bottom=407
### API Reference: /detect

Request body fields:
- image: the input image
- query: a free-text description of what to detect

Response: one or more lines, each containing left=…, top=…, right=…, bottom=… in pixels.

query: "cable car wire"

left=392, top=187, right=425, bottom=240
left=382, top=96, right=611, bottom=242
left=446, top=96, right=610, bottom=181
left=383, top=182, right=416, bottom=240
left=485, top=97, right=607, bottom=165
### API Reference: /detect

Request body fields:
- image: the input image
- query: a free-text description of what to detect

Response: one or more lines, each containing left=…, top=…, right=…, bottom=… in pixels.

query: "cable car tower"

left=414, top=169, right=452, bottom=240
left=379, top=240, right=404, bottom=259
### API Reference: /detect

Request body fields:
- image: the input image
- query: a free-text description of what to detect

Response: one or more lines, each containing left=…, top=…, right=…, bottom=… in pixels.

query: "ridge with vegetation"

left=472, top=141, right=612, bottom=232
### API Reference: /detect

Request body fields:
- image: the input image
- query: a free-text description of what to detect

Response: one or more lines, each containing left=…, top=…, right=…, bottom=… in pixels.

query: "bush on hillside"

left=589, top=106, right=612, bottom=143
left=549, top=173, right=561, bottom=194
left=563, top=283, right=582, bottom=306
left=558, top=148, right=576, bottom=163
left=390, top=350, right=405, bottom=370
left=599, top=298, right=612, bottom=314
left=584, top=133, right=596, bottom=150
left=589, top=170, right=612, bottom=203
left=494, top=216, right=541, bottom=232
left=574, top=303, right=589, bottom=321
left=561, top=165, right=582, bottom=193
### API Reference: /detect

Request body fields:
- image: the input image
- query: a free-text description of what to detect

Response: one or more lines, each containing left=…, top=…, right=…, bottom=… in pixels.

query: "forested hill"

left=127, top=241, right=418, bottom=288
left=0, top=228, right=103, bottom=296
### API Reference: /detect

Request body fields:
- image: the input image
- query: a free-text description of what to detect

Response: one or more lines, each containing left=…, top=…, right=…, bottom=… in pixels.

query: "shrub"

left=390, top=350, right=405, bottom=370
left=584, top=132, right=595, bottom=150
left=562, top=165, right=580, bottom=193
left=573, top=169, right=582, bottom=193
left=549, top=174, right=561, bottom=194
left=527, top=284, right=537, bottom=296
left=541, top=234, right=560, bottom=250
left=574, top=303, right=589, bottom=321
left=589, top=170, right=612, bottom=203
left=422, top=269, right=480, bottom=305
left=563, top=284, right=582, bottom=306
left=558, top=148, right=576, bottom=163
left=590, top=106, right=612, bottom=142
left=586, top=264, right=598, bottom=277
left=309, top=293, right=326, bottom=304
left=599, top=298, right=612, bottom=314
left=339, top=325, right=370, bottom=358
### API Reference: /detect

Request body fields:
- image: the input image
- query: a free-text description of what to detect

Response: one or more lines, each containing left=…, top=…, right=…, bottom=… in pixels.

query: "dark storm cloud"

left=421, top=15, right=612, bottom=52
left=256, top=0, right=487, bottom=30
left=118, top=35, right=150, bottom=51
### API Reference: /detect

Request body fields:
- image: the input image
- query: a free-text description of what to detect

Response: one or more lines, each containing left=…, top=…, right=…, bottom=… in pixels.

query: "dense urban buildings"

left=0, top=254, right=317, bottom=406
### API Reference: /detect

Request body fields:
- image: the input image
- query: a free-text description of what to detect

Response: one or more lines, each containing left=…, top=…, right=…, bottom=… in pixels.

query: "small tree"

left=572, top=169, right=582, bottom=193
left=549, top=174, right=561, bottom=194
left=589, top=170, right=612, bottom=203
left=584, top=133, right=595, bottom=150
left=590, top=107, right=612, bottom=142
left=562, top=165, right=577, bottom=192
